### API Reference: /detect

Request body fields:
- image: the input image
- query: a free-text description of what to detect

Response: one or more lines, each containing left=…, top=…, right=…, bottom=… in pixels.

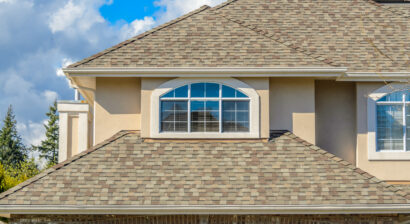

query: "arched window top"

left=160, top=82, right=249, bottom=99
left=378, top=90, right=410, bottom=102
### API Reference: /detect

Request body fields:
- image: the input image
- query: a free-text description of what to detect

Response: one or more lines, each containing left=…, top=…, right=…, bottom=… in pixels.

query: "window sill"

left=368, top=151, right=410, bottom=161
left=151, top=132, right=260, bottom=139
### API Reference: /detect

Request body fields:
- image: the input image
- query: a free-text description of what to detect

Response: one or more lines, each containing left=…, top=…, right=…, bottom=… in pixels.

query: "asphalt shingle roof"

left=69, top=0, right=409, bottom=72
left=0, top=131, right=408, bottom=206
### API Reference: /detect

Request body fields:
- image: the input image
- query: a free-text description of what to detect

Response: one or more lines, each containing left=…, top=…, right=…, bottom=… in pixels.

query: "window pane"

left=378, top=90, right=407, bottom=102
left=161, top=101, right=187, bottom=132
left=191, top=83, right=205, bottom=97
left=191, top=101, right=219, bottom=132
left=236, top=90, right=247, bottom=98
left=162, top=90, right=174, bottom=98
left=222, top=101, right=249, bottom=132
left=377, top=105, right=404, bottom=151
left=205, top=83, right=219, bottom=97
left=175, top=85, right=188, bottom=98
left=222, top=85, right=236, bottom=98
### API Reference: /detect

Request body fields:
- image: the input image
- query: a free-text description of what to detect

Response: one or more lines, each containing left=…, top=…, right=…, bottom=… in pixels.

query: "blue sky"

left=0, top=0, right=225, bottom=148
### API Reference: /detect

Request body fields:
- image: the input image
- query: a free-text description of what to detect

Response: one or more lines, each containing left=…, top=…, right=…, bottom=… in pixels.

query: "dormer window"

left=151, top=78, right=260, bottom=139
left=367, top=84, right=410, bottom=160
left=376, top=90, right=409, bottom=151
left=160, top=83, right=250, bottom=133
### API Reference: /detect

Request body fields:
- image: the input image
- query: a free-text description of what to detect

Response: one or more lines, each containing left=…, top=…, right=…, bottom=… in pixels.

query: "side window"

left=160, top=83, right=250, bottom=133
left=376, top=90, right=410, bottom=151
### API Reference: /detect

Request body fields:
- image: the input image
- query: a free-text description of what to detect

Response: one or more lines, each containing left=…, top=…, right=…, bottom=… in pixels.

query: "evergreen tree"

left=0, top=105, right=26, bottom=167
left=34, top=101, right=59, bottom=166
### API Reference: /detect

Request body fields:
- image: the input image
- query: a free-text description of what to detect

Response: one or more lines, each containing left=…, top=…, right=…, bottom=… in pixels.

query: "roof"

left=68, top=0, right=409, bottom=73
left=0, top=131, right=408, bottom=209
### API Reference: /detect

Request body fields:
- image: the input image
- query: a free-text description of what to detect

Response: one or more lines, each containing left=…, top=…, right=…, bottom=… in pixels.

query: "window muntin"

left=160, top=83, right=249, bottom=133
left=376, top=90, right=410, bottom=151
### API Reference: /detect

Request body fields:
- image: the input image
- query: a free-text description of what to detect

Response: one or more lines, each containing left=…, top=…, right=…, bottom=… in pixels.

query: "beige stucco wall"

left=140, top=77, right=270, bottom=138
left=94, top=77, right=141, bottom=144
left=269, top=78, right=315, bottom=144
left=315, top=80, right=356, bottom=164
left=356, top=82, right=410, bottom=181
left=67, top=115, right=78, bottom=158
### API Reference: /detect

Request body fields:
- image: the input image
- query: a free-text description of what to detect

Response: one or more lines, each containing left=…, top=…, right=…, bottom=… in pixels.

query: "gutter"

left=62, top=67, right=348, bottom=77
left=1, top=204, right=410, bottom=215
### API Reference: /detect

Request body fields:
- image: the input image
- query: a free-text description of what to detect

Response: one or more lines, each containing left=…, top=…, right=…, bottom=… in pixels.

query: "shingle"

left=0, top=131, right=408, bottom=206
left=69, top=0, right=409, bottom=73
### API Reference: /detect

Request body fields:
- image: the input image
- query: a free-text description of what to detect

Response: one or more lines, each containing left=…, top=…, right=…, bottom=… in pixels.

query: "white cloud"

left=0, top=0, right=14, bottom=3
left=120, top=16, right=155, bottom=40
left=48, top=0, right=107, bottom=33
left=154, top=0, right=225, bottom=23
left=43, top=90, right=59, bottom=103
left=56, top=58, right=74, bottom=77
left=17, top=120, right=46, bottom=146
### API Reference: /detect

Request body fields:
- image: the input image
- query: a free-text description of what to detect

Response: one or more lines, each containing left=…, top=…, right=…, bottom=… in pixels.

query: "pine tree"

left=34, top=101, right=59, bottom=166
left=0, top=105, right=26, bottom=167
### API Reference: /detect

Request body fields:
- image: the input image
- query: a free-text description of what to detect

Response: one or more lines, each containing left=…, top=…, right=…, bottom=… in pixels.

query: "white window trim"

left=150, top=78, right=260, bottom=139
left=367, top=83, right=410, bottom=160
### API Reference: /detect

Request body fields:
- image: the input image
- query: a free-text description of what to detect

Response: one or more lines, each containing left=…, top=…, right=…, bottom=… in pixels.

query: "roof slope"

left=215, top=0, right=409, bottom=72
left=69, top=6, right=330, bottom=68
left=0, top=131, right=408, bottom=206
left=69, top=0, right=409, bottom=72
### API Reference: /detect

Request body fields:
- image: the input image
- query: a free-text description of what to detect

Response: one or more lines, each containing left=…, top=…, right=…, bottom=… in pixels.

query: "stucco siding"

left=269, top=78, right=315, bottom=144
left=315, top=80, right=356, bottom=164
left=94, top=77, right=141, bottom=144
left=356, top=82, right=410, bottom=181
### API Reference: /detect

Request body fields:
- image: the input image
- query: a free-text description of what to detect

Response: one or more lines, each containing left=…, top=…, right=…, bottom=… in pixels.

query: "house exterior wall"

left=356, top=82, right=410, bottom=181
left=94, top=77, right=141, bottom=144
left=315, top=80, right=356, bottom=164
left=10, top=214, right=407, bottom=224
left=269, top=78, right=315, bottom=144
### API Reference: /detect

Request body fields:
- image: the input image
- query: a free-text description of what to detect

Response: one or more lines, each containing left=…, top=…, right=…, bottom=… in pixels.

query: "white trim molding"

left=367, top=83, right=410, bottom=160
left=57, top=101, right=91, bottom=162
left=63, top=67, right=347, bottom=77
left=150, top=78, right=260, bottom=139
left=1, top=204, right=410, bottom=215
left=339, top=72, right=410, bottom=82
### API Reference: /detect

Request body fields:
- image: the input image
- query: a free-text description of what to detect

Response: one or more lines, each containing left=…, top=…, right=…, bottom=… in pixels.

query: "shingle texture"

left=69, top=0, right=409, bottom=72
left=0, top=131, right=408, bottom=206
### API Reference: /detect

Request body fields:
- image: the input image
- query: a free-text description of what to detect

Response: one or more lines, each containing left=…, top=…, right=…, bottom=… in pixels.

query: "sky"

left=0, top=0, right=226, bottom=148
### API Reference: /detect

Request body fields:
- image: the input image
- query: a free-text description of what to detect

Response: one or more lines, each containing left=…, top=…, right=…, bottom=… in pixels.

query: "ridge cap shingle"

left=0, top=130, right=136, bottom=201
left=278, top=132, right=410, bottom=202
left=68, top=5, right=211, bottom=68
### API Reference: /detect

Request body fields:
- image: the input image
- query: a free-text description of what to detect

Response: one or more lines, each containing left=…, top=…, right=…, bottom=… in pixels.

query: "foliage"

left=0, top=105, right=26, bottom=167
left=33, top=101, right=59, bottom=166
left=0, top=159, right=39, bottom=193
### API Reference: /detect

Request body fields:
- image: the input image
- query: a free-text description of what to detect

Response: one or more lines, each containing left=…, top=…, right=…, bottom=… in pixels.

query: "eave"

left=1, top=204, right=410, bottom=215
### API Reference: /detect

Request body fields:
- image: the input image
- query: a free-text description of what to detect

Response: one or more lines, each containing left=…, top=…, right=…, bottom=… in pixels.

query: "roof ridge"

left=279, top=132, right=410, bottom=202
left=0, top=130, right=136, bottom=201
left=213, top=12, right=339, bottom=68
left=68, top=5, right=211, bottom=68
left=365, top=0, right=410, bottom=18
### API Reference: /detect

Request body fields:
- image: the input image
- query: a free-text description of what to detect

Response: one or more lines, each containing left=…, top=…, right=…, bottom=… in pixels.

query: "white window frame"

left=367, top=83, right=410, bottom=160
left=151, top=78, right=260, bottom=139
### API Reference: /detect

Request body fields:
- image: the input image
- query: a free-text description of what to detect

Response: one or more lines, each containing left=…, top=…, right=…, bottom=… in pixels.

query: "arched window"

left=376, top=90, right=410, bottom=151
left=160, top=83, right=250, bottom=133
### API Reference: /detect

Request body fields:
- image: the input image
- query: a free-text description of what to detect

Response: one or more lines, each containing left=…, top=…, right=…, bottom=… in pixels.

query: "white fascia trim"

left=63, top=67, right=347, bottom=77
left=1, top=204, right=410, bottom=215
left=57, top=101, right=90, bottom=113
left=339, top=72, right=410, bottom=82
